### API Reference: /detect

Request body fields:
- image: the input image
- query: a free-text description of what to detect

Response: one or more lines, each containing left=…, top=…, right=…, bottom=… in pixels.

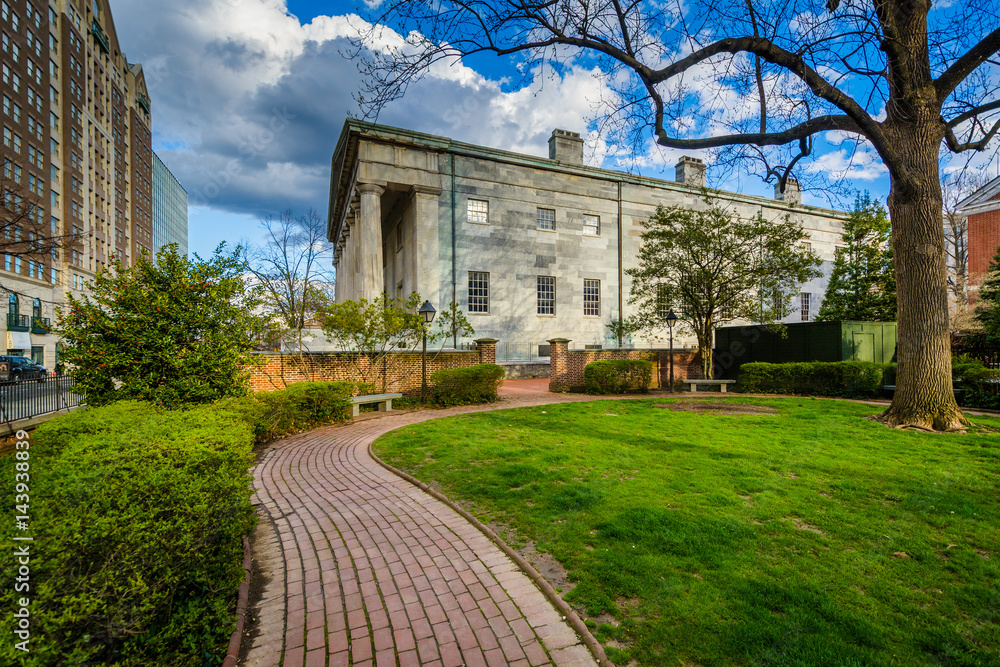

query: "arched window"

left=32, top=298, right=41, bottom=320
left=8, top=293, right=18, bottom=316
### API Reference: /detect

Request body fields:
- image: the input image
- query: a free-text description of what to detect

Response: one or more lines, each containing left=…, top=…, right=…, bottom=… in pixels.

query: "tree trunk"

left=698, top=327, right=714, bottom=380
left=879, top=124, right=968, bottom=431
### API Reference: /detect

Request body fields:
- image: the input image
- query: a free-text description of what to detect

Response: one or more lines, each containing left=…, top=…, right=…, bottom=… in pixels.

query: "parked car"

left=0, top=355, right=48, bottom=382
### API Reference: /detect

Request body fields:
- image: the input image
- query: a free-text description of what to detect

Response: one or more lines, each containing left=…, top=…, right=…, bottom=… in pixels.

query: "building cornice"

left=328, top=119, right=849, bottom=246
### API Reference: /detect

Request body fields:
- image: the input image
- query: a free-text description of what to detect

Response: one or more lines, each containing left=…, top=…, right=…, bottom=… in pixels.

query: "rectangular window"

left=537, top=276, right=556, bottom=315
left=468, top=271, right=489, bottom=314
left=3, top=254, right=9, bottom=271
left=467, top=199, right=489, bottom=224
left=656, top=284, right=671, bottom=319
left=584, top=279, right=600, bottom=316
left=583, top=214, right=600, bottom=236
left=536, top=207, right=555, bottom=231
left=800, top=292, right=811, bottom=321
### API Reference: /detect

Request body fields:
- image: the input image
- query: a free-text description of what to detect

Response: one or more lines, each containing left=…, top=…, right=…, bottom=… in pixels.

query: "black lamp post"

left=665, top=309, right=678, bottom=392
left=418, top=301, right=436, bottom=403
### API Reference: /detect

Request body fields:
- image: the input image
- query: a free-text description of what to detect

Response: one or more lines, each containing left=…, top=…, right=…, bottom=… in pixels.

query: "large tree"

left=817, top=193, right=896, bottom=322
left=357, top=0, right=1000, bottom=430
left=627, top=205, right=822, bottom=379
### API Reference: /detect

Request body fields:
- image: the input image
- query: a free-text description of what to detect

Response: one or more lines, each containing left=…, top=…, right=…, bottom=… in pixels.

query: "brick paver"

left=243, top=382, right=607, bottom=667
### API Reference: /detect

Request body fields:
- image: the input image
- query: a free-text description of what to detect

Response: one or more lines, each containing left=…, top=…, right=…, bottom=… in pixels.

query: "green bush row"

left=431, top=364, right=505, bottom=406
left=737, top=361, right=889, bottom=398
left=0, top=381, right=365, bottom=666
left=584, top=360, right=653, bottom=395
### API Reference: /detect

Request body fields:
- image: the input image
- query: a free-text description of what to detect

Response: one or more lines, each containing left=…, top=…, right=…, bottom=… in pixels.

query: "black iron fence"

left=0, top=375, right=83, bottom=424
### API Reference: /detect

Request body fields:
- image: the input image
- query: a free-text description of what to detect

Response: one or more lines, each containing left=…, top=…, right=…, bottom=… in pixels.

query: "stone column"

left=357, top=183, right=386, bottom=301
left=475, top=338, right=499, bottom=365
left=410, top=185, right=443, bottom=306
left=341, top=218, right=354, bottom=301
left=547, top=338, right=572, bottom=392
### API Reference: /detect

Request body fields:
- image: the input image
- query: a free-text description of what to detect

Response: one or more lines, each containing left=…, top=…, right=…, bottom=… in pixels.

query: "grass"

left=372, top=397, right=1000, bottom=666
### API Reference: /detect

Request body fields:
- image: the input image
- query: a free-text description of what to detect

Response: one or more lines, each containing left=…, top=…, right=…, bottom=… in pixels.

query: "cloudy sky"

left=107, top=0, right=994, bottom=257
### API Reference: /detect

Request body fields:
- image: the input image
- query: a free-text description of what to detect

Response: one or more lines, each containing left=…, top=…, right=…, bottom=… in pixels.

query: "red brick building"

left=960, top=176, right=1000, bottom=297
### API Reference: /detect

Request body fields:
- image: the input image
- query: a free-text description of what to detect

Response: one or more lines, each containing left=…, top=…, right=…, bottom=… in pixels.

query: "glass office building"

left=151, top=151, right=188, bottom=256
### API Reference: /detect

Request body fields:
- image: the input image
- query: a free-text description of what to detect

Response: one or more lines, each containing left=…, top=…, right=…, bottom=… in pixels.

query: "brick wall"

left=969, top=206, right=1000, bottom=290
left=249, top=339, right=499, bottom=395
left=547, top=338, right=701, bottom=392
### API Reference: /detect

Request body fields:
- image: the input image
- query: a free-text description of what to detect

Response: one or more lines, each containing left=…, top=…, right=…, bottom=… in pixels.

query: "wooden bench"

left=682, top=379, right=736, bottom=393
left=347, top=393, right=403, bottom=417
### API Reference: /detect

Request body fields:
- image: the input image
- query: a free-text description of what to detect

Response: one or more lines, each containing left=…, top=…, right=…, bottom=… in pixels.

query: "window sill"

left=468, top=311, right=491, bottom=316
left=466, top=220, right=490, bottom=226
left=536, top=314, right=556, bottom=318
left=536, top=227, right=557, bottom=233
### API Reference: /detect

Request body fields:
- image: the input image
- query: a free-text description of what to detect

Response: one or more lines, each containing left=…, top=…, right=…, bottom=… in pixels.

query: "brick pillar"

left=475, top=338, right=499, bottom=365
left=548, top=338, right=572, bottom=392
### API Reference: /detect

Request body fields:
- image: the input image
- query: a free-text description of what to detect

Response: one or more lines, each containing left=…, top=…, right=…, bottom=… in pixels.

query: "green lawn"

left=372, top=398, right=1000, bottom=667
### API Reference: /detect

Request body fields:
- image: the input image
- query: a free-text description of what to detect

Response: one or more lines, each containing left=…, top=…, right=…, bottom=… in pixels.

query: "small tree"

left=322, top=294, right=474, bottom=392
left=974, top=247, right=1000, bottom=344
left=626, top=205, right=822, bottom=379
left=247, top=209, right=335, bottom=358
left=56, top=244, right=264, bottom=406
left=817, top=194, right=896, bottom=323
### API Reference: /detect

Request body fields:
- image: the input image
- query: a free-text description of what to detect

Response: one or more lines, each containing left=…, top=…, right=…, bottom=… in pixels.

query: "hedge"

left=0, top=381, right=365, bottom=666
left=737, top=361, right=889, bottom=398
left=431, top=364, right=505, bottom=406
left=584, top=360, right=653, bottom=394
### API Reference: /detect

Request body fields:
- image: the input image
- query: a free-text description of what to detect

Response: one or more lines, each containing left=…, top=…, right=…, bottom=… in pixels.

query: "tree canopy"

left=56, top=245, right=264, bottom=406
left=626, top=204, right=822, bottom=378
left=817, top=194, right=896, bottom=323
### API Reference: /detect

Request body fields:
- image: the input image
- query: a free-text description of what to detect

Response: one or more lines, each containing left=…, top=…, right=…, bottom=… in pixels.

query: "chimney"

left=675, top=156, right=706, bottom=187
left=548, top=129, right=584, bottom=165
left=775, top=178, right=801, bottom=205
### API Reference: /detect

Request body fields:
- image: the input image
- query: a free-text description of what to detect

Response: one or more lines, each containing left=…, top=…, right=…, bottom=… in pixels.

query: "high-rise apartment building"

left=1, top=0, right=152, bottom=367
left=151, top=149, right=187, bottom=256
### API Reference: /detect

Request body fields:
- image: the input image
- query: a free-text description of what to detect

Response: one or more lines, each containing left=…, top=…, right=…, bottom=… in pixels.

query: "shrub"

left=248, top=381, right=374, bottom=442
left=952, top=356, right=1000, bottom=409
left=431, top=364, right=505, bottom=405
left=737, top=361, right=889, bottom=398
left=0, top=401, right=256, bottom=666
left=0, top=381, right=368, bottom=666
left=584, top=360, right=653, bottom=394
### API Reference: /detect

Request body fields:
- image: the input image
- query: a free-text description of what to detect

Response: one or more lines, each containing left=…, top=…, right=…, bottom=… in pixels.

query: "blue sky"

left=106, top=0, right=996, bottom=258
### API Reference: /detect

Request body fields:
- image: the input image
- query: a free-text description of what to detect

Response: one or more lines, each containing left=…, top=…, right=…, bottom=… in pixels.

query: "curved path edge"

left=366, top=439, right=613, bottom=667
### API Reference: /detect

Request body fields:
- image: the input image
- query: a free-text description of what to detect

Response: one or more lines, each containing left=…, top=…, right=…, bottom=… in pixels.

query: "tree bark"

left=698, top=327, right=714, bottom=380
left=879, top=122, right=968, bottom=430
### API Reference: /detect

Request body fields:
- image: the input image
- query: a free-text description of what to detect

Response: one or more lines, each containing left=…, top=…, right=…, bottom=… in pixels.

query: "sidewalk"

left=244, top=385, right=604, bottom=667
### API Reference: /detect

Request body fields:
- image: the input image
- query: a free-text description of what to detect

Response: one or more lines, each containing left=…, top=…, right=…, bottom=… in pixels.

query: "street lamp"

left=664, top=309, right=678, bottom=392
left=418, top=301, right=436, bottom=403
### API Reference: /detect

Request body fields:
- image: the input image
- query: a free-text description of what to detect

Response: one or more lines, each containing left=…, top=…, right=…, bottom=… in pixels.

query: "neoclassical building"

left=328, top=121, right=848, bottom=350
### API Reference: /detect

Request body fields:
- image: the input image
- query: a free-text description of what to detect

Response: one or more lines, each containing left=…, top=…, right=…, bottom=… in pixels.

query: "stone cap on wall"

left=474, top=338, right=499, bottom=345
left=547, top=338, right=572, bottom=344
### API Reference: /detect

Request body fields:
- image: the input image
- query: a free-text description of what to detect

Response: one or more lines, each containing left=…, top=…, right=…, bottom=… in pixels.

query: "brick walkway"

left=244, top=382, right=609, bottom=667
